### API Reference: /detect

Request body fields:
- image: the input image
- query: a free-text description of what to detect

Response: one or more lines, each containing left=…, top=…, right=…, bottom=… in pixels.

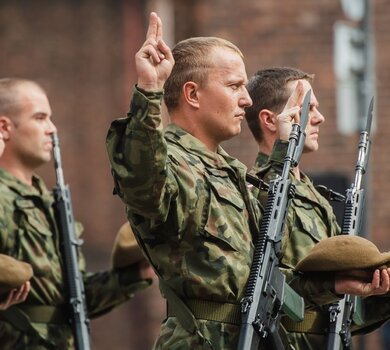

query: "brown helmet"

left=295, top=235, right=390, bottom=272
left=0, top=254, right=33, bottom=295
left=111, top=222, right=146, bottom=268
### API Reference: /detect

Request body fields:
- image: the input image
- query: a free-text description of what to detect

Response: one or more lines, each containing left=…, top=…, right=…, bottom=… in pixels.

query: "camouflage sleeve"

left=75, top=222, right=151, bottom=318
left=83, top=264, right=152, bottom=318
left=106, top=87, right=176, bottom=221
left=281, top=268, right=341, bottom=307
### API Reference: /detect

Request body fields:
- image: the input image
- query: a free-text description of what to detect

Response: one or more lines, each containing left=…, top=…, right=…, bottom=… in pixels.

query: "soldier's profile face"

left=194, top=47, right=252, bottom=149
left=7, top=85, right=56, bottom=168
left=287, top=79, right=325, bottom=153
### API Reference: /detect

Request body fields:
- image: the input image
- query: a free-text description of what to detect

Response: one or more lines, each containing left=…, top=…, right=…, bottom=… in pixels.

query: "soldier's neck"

left=0, top=158, right=34, bottom=186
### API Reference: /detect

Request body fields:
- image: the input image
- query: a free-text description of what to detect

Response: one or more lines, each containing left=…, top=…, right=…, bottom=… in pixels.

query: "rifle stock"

left=326, top=98, right=374, bottom=350
left=238, top=91, right=312, bottom=350
left=52, top=134, right=91, bottom=350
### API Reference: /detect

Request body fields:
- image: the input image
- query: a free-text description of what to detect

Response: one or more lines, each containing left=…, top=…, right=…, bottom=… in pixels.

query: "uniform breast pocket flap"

left=201, top=169, right=248, bottom=252
left=294, top=200, right=324, bottom=243
left=205, top=169, right=245, bottom=211
left=15, top=199, right=53, bottom=237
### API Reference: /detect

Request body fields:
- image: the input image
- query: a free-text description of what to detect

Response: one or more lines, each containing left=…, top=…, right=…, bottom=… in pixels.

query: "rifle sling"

left=282, top=310, right=327, bottom=334
left=167, top=298, right=241, bottom=325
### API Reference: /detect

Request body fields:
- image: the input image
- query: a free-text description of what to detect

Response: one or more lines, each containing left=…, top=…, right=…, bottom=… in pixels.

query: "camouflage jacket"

left=252, top=140, right=342, bottom=307
left=106, top=87, right=263, bottom=349
left=253, top=142, right=390, bottom=349
left=0, top=168, right=151, bottom=350
left=252, top=142, right=342, bottom=349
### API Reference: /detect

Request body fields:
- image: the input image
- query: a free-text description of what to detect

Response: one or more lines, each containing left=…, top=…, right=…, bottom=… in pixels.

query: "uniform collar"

left=165, top=123, right=247, bottom=172
left=253, top=152, right=269, bottom=169
left=267, top=139, right=289, bottom=165
left=0, top=168, right=53, bottom=204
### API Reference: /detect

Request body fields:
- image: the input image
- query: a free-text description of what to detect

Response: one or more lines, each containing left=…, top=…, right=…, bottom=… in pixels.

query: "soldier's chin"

left=232, top=125, right=242, bottom=137
left=303, top=143, right=318, bottom=153
left=40, top=153, right=52, bottom=164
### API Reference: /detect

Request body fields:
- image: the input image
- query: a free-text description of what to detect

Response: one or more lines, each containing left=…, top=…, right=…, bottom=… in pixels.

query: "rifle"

left=238, top=90, right=311, bottom=350
left=52, top=134, right=91, bottom=350
left=326, top=97, right=374, bottom=350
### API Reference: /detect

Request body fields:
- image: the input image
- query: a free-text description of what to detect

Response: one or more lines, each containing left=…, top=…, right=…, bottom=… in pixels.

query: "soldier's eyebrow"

left=32, top=111, right=51, bottom=119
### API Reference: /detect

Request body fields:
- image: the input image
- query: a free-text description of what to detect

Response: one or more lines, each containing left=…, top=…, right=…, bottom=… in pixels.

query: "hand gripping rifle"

left=326, top=98, right=374, bottom=350
left=238, top=91, right=311, bottom=350
left=52, top=134, right=91, bottom=350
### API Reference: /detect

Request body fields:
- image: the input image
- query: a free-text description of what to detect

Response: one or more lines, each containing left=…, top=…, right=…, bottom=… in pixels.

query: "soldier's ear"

left=182, top=81, right=200, bottom=109
left=259, top=109, right=277, bottom=133
left=0, top=116, right=12, bottom=141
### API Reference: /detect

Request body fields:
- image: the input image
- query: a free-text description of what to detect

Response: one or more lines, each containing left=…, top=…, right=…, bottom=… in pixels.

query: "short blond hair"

left=163, top=37, right=243, bottom=112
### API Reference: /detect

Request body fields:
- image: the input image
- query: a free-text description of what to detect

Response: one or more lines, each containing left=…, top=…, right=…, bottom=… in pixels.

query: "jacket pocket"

left=15, top=198, right=53, bottom=237
left=293, top=199, right=326, bottom=243
left=200, top=169, right=248, bottom=253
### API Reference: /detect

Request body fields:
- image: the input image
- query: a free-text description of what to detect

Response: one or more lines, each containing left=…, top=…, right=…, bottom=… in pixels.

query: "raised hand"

left=277, top=80, right=305, bottom=141
left=335, top=267, right=390, bottom=297
left=136, top=12, right=175, bottom=91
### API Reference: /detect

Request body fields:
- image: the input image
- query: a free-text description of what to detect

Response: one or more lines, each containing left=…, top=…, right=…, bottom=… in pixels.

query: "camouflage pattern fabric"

left=253, top=142, right=341, bottom=350
left=106, top=87, right=263, bottom=349
left=253, top=141, right=341, bottom=307
left=0, top=168, right=151, bottom=350
left=253, top=140, right=390, bottom=349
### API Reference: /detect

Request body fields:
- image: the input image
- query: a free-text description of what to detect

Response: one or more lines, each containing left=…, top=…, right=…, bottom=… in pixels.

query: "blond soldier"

left=106, top=12, right=268, bottom=349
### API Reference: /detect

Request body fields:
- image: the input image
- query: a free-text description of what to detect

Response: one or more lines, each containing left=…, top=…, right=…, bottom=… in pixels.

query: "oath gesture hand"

left=136, top=12, right=175, bottom=91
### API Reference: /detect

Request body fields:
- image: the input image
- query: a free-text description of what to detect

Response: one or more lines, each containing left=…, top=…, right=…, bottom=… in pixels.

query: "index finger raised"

left=284, top=80, right=305, bottom=109
left=156, top=13, right=163, bottom=42
left=145, top=12, right=160, bottom=41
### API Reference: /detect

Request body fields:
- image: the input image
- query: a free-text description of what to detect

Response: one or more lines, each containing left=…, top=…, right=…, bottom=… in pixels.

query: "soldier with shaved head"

left=0, top=78, right=154, bottom=349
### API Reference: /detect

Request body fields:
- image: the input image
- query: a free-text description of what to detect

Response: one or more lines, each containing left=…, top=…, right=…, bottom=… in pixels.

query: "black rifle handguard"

left=52, top=134, right=91, bottom=350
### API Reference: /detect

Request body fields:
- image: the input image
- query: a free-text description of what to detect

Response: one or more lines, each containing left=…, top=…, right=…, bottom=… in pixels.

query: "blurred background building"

left=0, top=0, right=389, bottom=349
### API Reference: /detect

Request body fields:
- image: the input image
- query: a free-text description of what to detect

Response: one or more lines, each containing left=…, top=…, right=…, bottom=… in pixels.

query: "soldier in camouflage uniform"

left=0, top=77, right=154, bottom=349
left=245, top=67, right=390, bottom=349
left=0, top=132, right=31, bottom=311
left=105, top=12, right=271, bottom=349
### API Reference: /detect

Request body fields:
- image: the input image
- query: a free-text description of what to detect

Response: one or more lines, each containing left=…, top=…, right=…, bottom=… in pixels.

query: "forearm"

left=282, top=268, right=342, bottom=307
left=84, top=263, right=152, bottom=318
left=106, top=87, right=170, bottom=217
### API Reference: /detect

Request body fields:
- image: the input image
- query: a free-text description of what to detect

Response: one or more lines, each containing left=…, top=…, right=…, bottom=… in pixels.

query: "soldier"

left=0, top=77, right=154, bottom=349
left=0, top=132, right=31, bottom=311
left=245, top=67, right=390, bottom=349
left=105, top=12, right=278, bottom=349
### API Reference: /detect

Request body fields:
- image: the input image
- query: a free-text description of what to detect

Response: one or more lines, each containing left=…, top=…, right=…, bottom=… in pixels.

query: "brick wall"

left=0, top=1, right=161, bottom=349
